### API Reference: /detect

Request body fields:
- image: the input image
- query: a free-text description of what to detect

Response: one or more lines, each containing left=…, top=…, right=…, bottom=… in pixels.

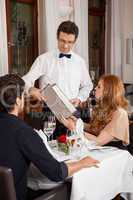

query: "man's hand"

left=70, top=98, right=81, bottom=107
left=29, top=87, right=46, bottom=102
left=78, top=156, right=99, bottom=168
left=66, top=156, right=99, bottom=177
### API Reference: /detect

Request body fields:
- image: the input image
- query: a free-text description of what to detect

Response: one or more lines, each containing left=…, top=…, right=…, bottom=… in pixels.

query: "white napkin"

left=75, top=118, right=84, bottom=135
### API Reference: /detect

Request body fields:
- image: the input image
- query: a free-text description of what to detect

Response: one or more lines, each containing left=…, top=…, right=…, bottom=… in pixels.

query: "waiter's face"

left=58, top=32, right=76, bottom=53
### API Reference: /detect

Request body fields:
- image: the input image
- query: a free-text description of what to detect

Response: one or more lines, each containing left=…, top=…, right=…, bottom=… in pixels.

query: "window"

left=88, top=0, right=106, bottom=84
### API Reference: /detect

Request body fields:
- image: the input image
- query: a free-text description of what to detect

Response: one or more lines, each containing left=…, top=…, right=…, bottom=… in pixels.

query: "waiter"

left=23, top=20, right=92, bottom=107
left=23, top=20, right=93, bottom=136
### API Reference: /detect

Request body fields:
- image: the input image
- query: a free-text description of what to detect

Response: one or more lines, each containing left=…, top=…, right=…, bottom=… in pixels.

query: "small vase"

left=58, top=142, right=70, bottom=155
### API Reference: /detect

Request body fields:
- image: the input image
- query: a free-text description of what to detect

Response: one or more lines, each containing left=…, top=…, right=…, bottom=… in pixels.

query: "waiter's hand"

left=28, top=87, right=46, bottom=102
left=70, top=98, right=81, bottom=107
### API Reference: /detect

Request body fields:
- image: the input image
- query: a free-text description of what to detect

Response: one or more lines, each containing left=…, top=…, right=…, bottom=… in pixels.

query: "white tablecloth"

left=71, top=149, right=133, bottom=200
left=28, top=149, right=133, bottom=200
left=28, top=130, right=133, bottom=200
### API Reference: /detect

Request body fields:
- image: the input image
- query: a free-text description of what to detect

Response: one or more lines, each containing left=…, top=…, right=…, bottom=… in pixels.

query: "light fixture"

left=58, top=6, right=73, bottom=17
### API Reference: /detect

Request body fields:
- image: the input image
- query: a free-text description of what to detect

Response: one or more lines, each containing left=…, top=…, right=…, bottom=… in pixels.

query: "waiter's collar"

left=56, top=49, right=73, bottom=58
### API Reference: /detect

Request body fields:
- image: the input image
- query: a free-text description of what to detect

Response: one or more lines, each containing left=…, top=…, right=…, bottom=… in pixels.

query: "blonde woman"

left=62, top=74, right=129, bottom=147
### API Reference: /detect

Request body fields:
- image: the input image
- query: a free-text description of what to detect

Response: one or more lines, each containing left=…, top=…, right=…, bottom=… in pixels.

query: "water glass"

left=43, top=115, right=56, bottom=141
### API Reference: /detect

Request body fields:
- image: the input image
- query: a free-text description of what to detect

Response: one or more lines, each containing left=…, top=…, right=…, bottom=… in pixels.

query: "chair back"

left=128, top=123, right=133, bottom=155
left=0, top=166, right=17, bottom=200
left=34, top=184, right=69, bottom=200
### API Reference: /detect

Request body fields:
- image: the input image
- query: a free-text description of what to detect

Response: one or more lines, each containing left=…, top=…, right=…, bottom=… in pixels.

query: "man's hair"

left=0, top=74, right=25, bottom=112
left=57, top=20, right=79, bottom=40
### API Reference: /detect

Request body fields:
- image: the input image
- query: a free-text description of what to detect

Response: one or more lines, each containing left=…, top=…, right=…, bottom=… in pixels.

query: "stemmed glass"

left=43, top=115, right=56, bottom=141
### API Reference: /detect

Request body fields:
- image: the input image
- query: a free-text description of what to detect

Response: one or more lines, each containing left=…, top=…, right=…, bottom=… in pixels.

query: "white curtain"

left=42, top=0, right=59, bottom=51
left=73, top=0, right=89, bottom=66
left=38, top=0, right=72, bottom=53
left=105, top=0, right=124, bottom=78
left=0, top=1, right=8, bottom=76
left=38, top=0, right=89, bottom=67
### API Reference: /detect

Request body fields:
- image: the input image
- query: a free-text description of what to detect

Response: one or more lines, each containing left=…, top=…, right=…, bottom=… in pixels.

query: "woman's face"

left=95, top=80, right=104, bottom=100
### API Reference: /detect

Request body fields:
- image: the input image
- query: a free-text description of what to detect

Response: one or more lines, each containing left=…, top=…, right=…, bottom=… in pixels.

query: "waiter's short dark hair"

left=57, top=20, right=79, bottom=40
left=0, top=74, right=25, bottom=112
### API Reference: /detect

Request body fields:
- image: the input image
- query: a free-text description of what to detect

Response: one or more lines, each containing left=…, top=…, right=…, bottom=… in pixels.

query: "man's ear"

left=16, top=97, right=21, bottom=107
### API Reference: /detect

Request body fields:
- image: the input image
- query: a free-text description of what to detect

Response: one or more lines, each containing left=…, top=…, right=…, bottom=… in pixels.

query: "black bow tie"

left=59, top=53, right=71, bottom=59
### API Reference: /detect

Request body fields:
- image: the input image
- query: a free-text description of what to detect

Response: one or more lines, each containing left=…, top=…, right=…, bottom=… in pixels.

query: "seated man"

left=0, top=74, right=98, bottom=200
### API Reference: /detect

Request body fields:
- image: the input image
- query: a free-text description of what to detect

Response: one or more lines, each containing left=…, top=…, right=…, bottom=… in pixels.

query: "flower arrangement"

left=57, top=134, right=76, bottom=155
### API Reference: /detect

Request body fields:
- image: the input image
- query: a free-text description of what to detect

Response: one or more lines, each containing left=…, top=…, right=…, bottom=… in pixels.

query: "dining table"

left=27, top=130, right=133, bottom=200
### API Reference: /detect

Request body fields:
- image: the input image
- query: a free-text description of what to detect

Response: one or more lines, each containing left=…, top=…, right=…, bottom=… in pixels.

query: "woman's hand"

left=70, top=98, right=81, bottom=107
left=84, top=131, right=114, bottom=146
left=59, top=115, right=77, bottom=131
left=84, top=132, right=97, bottom=141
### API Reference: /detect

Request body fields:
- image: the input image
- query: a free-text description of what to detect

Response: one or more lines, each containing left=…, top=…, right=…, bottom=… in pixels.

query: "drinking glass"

left=43, top=115, right=56, bottom=141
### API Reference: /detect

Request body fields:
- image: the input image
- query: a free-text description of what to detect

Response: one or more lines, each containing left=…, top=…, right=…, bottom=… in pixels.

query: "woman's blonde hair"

left=88, top=74, right=128, bottom=136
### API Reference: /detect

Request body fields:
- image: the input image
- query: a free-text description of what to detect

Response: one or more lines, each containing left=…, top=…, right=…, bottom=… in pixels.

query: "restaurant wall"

left=122, top=0, right=133, bottom=83
left=0, top=1, right=8, bottom=75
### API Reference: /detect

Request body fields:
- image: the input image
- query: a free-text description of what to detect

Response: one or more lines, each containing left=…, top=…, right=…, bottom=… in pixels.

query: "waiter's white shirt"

left=23, top=49, right=93, bottom=101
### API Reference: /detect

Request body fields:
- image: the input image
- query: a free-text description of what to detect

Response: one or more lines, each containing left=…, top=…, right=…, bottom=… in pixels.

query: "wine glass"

left=43, top=115, right=56, bottom=141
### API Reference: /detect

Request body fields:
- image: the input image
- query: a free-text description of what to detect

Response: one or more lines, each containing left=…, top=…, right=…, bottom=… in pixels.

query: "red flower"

left=57, top=134, right=67, bottom=144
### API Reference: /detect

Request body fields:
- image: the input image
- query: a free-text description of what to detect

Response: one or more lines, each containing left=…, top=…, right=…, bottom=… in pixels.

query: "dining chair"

left=113, top=194, right=121, bottom=199
left=0, top=166, right=17, bottom=200
left=128, top=122, right=133, bottom=155
left=33, top=183, right=69, bottom=200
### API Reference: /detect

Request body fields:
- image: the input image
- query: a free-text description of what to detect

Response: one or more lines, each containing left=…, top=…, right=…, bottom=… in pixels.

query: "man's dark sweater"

left=0, top=112, right=68, bottom=200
